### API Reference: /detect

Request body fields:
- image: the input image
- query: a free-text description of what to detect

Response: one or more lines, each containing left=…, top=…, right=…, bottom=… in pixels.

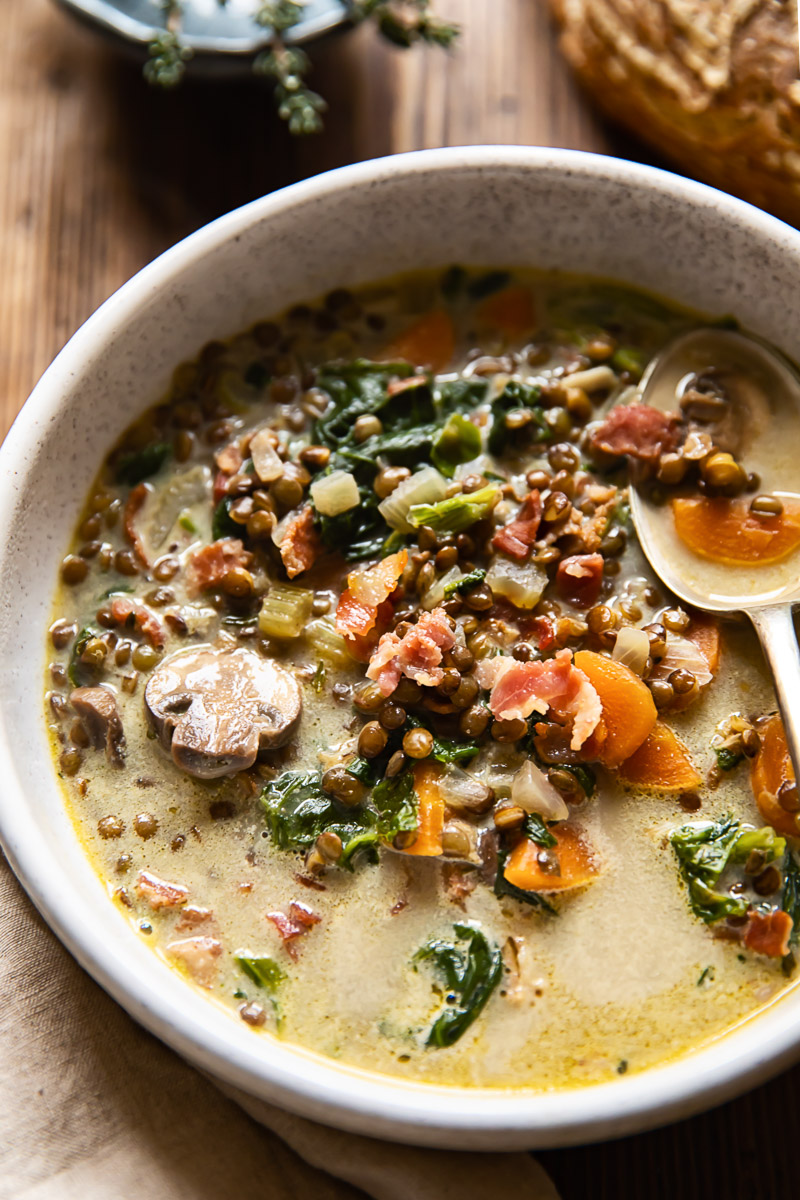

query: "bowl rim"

left=4, top=145, right=800, bottom=1148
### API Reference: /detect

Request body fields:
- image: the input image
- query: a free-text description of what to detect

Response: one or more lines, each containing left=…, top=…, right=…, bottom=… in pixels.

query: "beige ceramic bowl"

left=2, top=148, right=800, bottom=1148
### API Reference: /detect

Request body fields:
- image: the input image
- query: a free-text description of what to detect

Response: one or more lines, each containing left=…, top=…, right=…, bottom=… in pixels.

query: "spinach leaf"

left=782, top=850, right=800, bottom=947
left=67, top=627, right=103, bottom=687
left=556, top=763, right=596, bottom=799
left=313, top=360, right=419, bottom=450
left=523, top=813, right=557, bottom=849
left=443, top=568, right=486, bottom=599
left=115, top=442, right=171, bottom=486
left=212, top=497, right=239, bottom=540
left=234, top=955, right=286, bottom=991
left=314, top=479, right=389, bottom=561
left=488, top=380, right=548, bottom=455
left=670, top=814, right=751, bottom=924
left=413, top=923, right=503, bottom=1048
left=409, top=484, right=499, bottom=534
left=714, top=746, right=744, bottom=772
left=261, top=769, right=379, bottom=869
left=431, top=413, right=482, bottom=478
left=372, top=773, right=418, bottom=842
left=467, top=270, right=511, bottom=300
left=729, top=826, right=786, bottom=865
left=404, top=714, right=480, bottom=765
left=434, top=378, right=489, bottom=416
left=493, top=848, right=555, bottom=913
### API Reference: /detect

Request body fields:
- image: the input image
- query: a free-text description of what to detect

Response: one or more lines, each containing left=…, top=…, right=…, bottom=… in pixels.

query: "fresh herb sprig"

left=145, top=1, right=459, bottom=135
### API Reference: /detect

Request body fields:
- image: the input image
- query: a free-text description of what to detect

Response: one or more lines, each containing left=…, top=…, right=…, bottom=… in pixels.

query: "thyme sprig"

left=145, top=0, right=459, bottom=134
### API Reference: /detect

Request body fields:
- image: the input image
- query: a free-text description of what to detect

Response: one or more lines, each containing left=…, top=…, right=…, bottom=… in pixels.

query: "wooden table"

left=1, top=2, right=796, bottom=1196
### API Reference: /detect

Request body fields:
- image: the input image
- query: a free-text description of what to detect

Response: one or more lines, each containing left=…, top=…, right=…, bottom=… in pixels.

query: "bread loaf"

left=548, top=0, right=800, bottom=225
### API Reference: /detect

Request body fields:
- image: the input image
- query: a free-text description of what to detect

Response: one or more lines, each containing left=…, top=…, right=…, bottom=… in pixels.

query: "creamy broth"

left=46, top=269, right=799, bottom=1090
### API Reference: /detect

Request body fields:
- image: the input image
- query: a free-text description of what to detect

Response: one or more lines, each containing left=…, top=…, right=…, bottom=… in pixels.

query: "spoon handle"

left=749, top=605, right=800, bottom=782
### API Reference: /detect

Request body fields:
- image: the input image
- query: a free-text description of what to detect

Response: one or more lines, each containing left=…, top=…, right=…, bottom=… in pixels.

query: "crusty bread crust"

left=548, top=0, right=800, bottom=224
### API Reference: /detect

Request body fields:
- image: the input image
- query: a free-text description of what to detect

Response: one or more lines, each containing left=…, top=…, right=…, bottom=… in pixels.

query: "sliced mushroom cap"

left=71, top=685, right=125, bottom=767
left=144, top=646, right=302, bottom=779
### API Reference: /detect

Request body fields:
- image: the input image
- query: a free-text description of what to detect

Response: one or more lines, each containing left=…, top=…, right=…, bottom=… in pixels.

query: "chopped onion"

left=420, top=566, right=462, bottom=611
left=148, top=466, right=211, bottom=548
left=440, top=764, right=493, bottom=812
left=378, top=466, right=448, bottom=533
left=485, top=556, right=547, bottom=610
left=562, top=365, right=617, bottom=394
left=250, top=429, right=284, bottom=483
left=650, top=634, right=713, bottom=688
left=310, top=470, right=360, bottom=517
left=511, top=760, right=569, bottom=821
left=271, top=512, right=292, bottom=548
left=611, top=626, right=651, bottom=676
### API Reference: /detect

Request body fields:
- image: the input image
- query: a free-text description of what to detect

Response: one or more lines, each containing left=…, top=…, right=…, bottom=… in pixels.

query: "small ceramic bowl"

left=3, top=148, right=800, bottom=1149
left=55, top=0, right=347, bottom=75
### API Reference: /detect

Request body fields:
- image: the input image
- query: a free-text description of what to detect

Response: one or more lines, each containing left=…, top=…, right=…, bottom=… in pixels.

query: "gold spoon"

left=629, top=328, right=800, bottom=779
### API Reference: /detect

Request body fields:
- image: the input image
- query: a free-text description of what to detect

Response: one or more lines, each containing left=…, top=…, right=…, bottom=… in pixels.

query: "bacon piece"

left=366, top=607, right=457, bottom=696
left=487, top=648, right=601, bottom=750
left=110, top=597, right=166, bottom=649
left=215, top=442, right=243, bottom=475
left=175, top=905, right=214, bottom=931
left=744, top=910, right=793, bottom=958
left=591, top=404, right=680, bottom=461
left=213, top=471, right=229, bottom=505
left=135, top=870, right=188, bottom=910
left=186, top=537, right=250, bottom=594
left=123, top=482, right=150, bottom=567
left=280, top=506, right=322, bottom=579
left=442, top=863, right=478, bottom=910
left=267, top=901, right=321, bottom=960
left=492, top=490, right=542, bottom=561
left=336, top=551, right=407, bottom=641
left=556, top=553, right=604, bottom=608
left=166, top=936, right=222, bottom=987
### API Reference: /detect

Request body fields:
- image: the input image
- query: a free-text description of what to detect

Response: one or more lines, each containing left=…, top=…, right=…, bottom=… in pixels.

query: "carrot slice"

left=403, top=762, right=445, bottom=857
left=685, top=612, right=721, bottom=674
left=573, top=650, right=657, bottom=768
left=503, top=824, right=598, bottom=893
left=383, top=310, right=455, bottom=374
left=477, top=285, right=535, bottom=337
left=750, top=713, right=798, bottom=837
left=672, top=496, right=800, bottom=566
left=618, top=721, right=701, bottom=791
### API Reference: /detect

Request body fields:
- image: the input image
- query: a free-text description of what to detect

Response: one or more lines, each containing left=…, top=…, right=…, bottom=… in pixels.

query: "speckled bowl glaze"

left=3, top=148, right=800, bottom=1150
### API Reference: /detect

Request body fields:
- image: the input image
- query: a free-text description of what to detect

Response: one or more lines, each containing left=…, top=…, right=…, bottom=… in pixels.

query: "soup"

left=45, top=269, right=800, bottom=1089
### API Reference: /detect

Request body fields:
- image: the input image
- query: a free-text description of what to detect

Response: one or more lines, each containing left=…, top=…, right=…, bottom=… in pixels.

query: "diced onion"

left=378, top=466, right=448, bottom=533
left=511, top=760, right=569, bottom=821
left=563, top=365, right=617, bottom=394
left=650, top=635, right=713, bottom=688
left=420, top=566, right=462, bottom=611
left=310, top=470, right=360, bottom=517
left=611, top=626, right=651, bottom=676
left=148, top=466, right=211, bottom=548
left=250, top=429, right=284, bottom=483
left=485, top=557, right=547, bottom=610
left=259, top=583, right=314, bottom=639
left=440, top=764, right=493, bottom=812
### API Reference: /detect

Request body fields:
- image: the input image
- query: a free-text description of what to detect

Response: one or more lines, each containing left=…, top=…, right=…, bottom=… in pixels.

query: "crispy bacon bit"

left=487, top=648, right=601, bottom=750
left=279, top=505, right=322, bottom=579
left=442, top=863, right=478, bottom=910
left=186, top=537, right=250, bottom=594
left=175, top=905, right=213, bottom=931
left=123, top=482, right=150, bottom=567
left=267, top=901, right=321, bottom=960
left=387, top=374, right=427, bottom=397
left=166, top=936, right=222, bottom=987
left=110, top=597, right=166, bottom=649
left=492, top=490, right=542, bottom=561
left=556, top=553, right=604, bottom=608
left=135, top=870, right=188, bottom=910
left=591, top=404, right=680, bottom=461
left=336, top=551, right=407, bottom=641
left=293, top=872, right=327, bottom=892
left=213, top=471, right=229, bottom=504
left=366, top=607, right=457, bottom=696
left=215, top=442, right=243, bottom=475
left=744, top=910, right=793, bottom=958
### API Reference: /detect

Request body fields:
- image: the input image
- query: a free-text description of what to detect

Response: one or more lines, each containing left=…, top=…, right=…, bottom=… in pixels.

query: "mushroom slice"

left=71, top=685, right=125, bottom=766
left=144, top=646, right=302, bottom=779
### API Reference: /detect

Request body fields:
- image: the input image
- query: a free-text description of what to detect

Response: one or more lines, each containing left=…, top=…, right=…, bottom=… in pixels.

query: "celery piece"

left=305, top=618, right=352, bottom=666
left=259, top=583, right=314, bottom=639
left=408, top=484, right=498, bottom=534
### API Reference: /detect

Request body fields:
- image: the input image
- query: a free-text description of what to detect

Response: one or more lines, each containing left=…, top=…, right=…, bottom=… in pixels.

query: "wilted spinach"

left=115, top=442, right=171, bottom=486
left=670, top=814, right=785, bottom=924
left=413, top=923, right=503, bottom=1047
left=488, top=380, right=548, bottom=455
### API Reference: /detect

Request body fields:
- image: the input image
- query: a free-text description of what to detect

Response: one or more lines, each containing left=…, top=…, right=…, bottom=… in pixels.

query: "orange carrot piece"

left=573, top=650, right=657, bottom=768
left=685, top=612, right=721, bottom=674
left=477, top=285, right=535, bottom=337
left=503, top=824, right=598, bottom=893
left=403, top=763, right=445, bottom=857
left=750, top=713, right=798, bottom=837
left=618, top=721, right=701, bottom=791
left=383, top=310, right=455, bottom=374
left=672, top=497, right=800, bottom=566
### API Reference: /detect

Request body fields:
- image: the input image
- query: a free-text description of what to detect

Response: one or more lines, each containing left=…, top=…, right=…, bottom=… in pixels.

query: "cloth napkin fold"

left=0, top=855, right=559, bottom=1200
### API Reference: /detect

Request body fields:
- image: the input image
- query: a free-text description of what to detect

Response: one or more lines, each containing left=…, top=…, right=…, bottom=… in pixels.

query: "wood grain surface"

left=0, top=2, right=797, bottom=1197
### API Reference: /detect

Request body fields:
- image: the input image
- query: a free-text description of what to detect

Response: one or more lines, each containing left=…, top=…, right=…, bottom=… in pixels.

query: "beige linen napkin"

left=0, top=855, right=559, bottom=1200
